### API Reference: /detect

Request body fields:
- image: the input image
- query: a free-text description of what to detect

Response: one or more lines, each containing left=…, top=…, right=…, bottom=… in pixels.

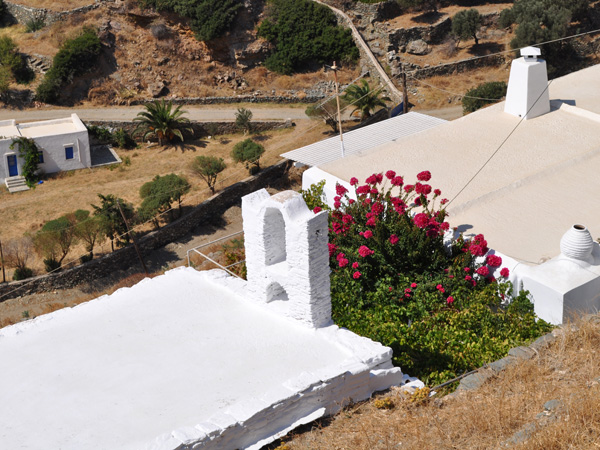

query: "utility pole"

left=402, top=67, right=409, bottom=115
left=0, top=239, right=5, bottom=283
left=117, top=200, right=149, bottom=276
left=331, top=61, right=346, bottom=158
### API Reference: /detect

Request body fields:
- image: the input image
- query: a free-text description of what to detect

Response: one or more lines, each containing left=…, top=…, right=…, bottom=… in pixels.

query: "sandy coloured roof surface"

left=18, top=120, right=79, bottom=138
left=318, top=65, right=600, bottom=264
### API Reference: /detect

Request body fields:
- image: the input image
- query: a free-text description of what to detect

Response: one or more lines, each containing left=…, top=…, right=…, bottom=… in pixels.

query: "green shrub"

left=43, top=258, right=61, bottom=273
left=257, top=0, right=359, bottom=75
left=10, top=136, right=40, bottom=187
left=36, top=27, right=101, bottom=103
left=324, top=170, right=552, bottom=385
left=13, top=267, right=33, bottom=281
left=190, top=155, right=226, bottom=194
left=113, top=128, right=136, bottom=149
left=0, top=36, right=34, bottom=84
left=499, top=8, right=515, bottom=28
left=231, top=138, right=265, bottom=173
left=25, top=17, right=44, bottom=33
left=451, top=8, right=481, bottom=45
left=462, top=81, right=507, bottom=113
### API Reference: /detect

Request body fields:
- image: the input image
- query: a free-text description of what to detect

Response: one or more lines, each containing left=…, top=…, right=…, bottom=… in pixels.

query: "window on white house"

left=38, top=151, right=44, bottom=164
left=65, top=146, right=74, bottom=160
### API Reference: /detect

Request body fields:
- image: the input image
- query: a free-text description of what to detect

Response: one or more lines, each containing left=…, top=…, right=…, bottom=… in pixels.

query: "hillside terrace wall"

left=0, top=159, right=292, bottom=301
left=2, top=0, right=113, bottom=26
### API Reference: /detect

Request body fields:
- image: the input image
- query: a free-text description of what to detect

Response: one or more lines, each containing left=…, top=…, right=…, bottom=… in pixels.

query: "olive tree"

left=190, top=155, right=227, bottom=194
left=231, top=139, right=265, bottom=174
left=452, top=9, right=482, bottom=46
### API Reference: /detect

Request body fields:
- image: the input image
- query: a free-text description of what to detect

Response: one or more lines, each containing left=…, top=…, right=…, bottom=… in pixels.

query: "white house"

left=0, top=189, right=404, bottom=450
left=282, top=50, right=600, bottom=325
left=0, top=113, right=91, bottom=191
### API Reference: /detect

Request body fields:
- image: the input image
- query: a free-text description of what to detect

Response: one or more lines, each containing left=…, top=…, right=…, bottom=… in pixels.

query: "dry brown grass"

left=283, top=316, right=600, bottom=450
left=10, top=0, right=93, bottom=11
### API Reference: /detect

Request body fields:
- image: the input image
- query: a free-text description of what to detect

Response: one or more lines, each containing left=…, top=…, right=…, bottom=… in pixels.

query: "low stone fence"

left=0, top=159, right=292, bottom=301
left=128, top=94, right=325, bottom=106
left=85, top=119, right=295, bottom=139
left=408, top=54, right=508, bottom=79
left=3, top=0, right=113, bottom=26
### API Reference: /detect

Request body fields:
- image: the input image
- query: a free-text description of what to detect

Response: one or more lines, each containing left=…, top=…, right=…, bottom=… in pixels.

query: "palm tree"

left=133, top=100, right=193, bottom=146
left=342, top=79, right=390, bottom=121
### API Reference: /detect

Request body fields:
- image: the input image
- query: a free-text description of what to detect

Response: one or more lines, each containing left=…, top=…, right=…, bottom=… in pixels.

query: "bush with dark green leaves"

left=140, top=0, right=242, bottom=41
left=462, top=81, right=507, bottom=113
left=92, top=194, right=135, bottom=252
left=257, top=0, right=359, bottom=75
left=138, top=173, right=190, bottom=227
left=36, top=27, right=102, bottom=103
left=231, top=138, right=265, bottom=174
left=0, top=36, right=34, bottom=84
left=451, top=8, right=481, bottom=45
left=10, top=137, right=40, bottom=187
left=190, top=155, right=226, bottom=194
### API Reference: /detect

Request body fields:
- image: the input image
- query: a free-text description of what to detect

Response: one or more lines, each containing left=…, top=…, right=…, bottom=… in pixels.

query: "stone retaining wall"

left=0, top=159, right=292, bottom=301
left=128, top=94, right=325, bottom=106
left=408, top=54, right=507, bottom=79
left=3, top=0, right=113, bottom=26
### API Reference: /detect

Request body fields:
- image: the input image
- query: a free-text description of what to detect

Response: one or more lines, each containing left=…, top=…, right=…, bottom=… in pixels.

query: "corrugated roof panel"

left=281, top=112, right=446, bottom=167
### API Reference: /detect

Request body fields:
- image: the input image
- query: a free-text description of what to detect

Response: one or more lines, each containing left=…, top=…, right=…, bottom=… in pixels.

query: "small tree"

left=462, top=81, right=507, bottom=113
left=452, top=9, right=482, bottom=46
left=92, top=194, right=135, bottom=252
left=190, top=155, right=226, bottom=194
left=4, top=236, right=34, bottom=280
left=10, top=137, right=40, bottom=187
left=231, top=139, right=265, bottom=174
left=235, top=107, right=253, bottom=135
left=138, top=173, right=190, bottom=225
left=342, top=79, right=390, bottom=122
left=73, top=209, right=105, bottom=261
left=33, top=215, right=78, bottom=272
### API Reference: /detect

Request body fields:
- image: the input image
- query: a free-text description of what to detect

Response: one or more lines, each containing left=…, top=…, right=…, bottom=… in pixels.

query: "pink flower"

left=342, top=214, right=353, bottom=224
left=327, top=243, right=337, bottom=257
left=313, top=206, right=322, bottom=213
left=500, top=267, right=510, bottom=278
left=476, top=266, right=489, bottom=277
left=336, top=252, right=345, bottom=261
left=417, top=170, right=431, bottom=182
left=391, top=176, right=404, bottom=186
left=385, top=170, right=396, bottom=180
left=371, top=202, right=384, bottom=216
left=366, top=217, right=376, bottom=227
left=338, top=258, right=349, bottom=268
left=440, top=198, right=449, bottom=205
left=370, top=188, right=378, bottom=195
left=350, top=177, right=358, bottom=186
left=404, top=184, right=414, bottom=193
left=404, top=288, right=412, bottom=294
left=334, top=201, right=341, bottom=209
left=465, top=275, right=472, bottom=281
left=353, top=271, right=361, bottom=279
left=389, top=234, right=399, bottom=245
left=376, top=173, right=383, bottom=183
left=447, top=296, right=454, bottom=305
left=414, top=213, right=429, bottom=229
left=411, top=282, right=418, bottom=288
left=415, top=183, right=432, bottom=196
left=464, top=267, right=470, bottom=272
left=352, top=261, right=359, bottom=269
left=336, top=184, right=348, bottom=196
left=388, top=286, right=393, bottom=291
left=486, top=255, right=503, bottom=267
left=348, top=199, right=356, bottom=205
left=356, top=185, right=370, bottom=195
left=448, top=275, right=454, bottom=278
left=358, top=245, right=374, bottom=257
left=434, top=189, right=441, bottom=196
left=363, top=230, right=373, bottom=239
left=436, top=284, right=445, bottom=293
left=366, top=174, right=378, bottom=185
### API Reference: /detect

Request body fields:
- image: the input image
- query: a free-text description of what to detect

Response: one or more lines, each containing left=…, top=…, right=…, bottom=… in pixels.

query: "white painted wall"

left=0, top=114, right=91, bottom=183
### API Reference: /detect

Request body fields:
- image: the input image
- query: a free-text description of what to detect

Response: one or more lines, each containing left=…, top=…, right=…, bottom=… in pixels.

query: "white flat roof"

left=0, top=267, right=396, bottom=450
left=18, top=118, right=80, bottom=138
left=317, top=65, right=600, bottom=264
left=281, top=112, right=446, bottom=167
left=0, top=124, right=19, bottom=139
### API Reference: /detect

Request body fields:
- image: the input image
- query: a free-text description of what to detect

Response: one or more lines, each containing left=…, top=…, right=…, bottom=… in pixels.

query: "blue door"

left=7, top=154, right=18, bottom=177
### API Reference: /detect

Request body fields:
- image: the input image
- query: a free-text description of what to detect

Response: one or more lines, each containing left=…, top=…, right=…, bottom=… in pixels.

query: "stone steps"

left=5, top=176, right=30, bottom=193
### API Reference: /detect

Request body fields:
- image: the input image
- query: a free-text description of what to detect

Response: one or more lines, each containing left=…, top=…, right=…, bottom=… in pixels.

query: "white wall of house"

left=0, top=114, right=91, bottom=183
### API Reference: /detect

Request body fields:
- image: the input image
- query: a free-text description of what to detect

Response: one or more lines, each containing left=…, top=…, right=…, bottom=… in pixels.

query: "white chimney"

left=504, top=46, right=550, bottom=120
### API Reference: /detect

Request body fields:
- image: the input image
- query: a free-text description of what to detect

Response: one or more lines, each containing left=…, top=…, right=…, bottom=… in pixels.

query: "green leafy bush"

left=10, top=136, right=40, bottom=187
left=25, top=17, right=45, bottom=33
left=0, top=36, right=34, bottom=84
left=462, top=81, right=507, bottom=113
left=141, top=0, right=242, bottom=41
left=322, top=170, right=552, bottom=385
left=257, top=0, right=359, bottom=75
left=33, top=215, right=78, bottom=272
left=138, top=173, right=190, bottom=227
left=13, top=267, right=33, bottom=281
left=451, top=8, right=481, bottom=45
left=113, top=128, right=136, bottom=149
left=190, top=155, right=226, bottom=194
left=36, top=27, right=102, bottom=103
left=499, top=8, right=515, bottom=28
left=231, top=138, right=265, bottom=174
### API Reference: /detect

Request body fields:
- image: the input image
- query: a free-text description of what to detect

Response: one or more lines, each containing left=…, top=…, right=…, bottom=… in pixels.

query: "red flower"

left=476, top=266, right=489, bottom=277
left=366, top=217, right=377, bottom=227
left=391, top=176, right=404, bottom=186
left=447, top=296, right=454, bottom=305
left=342, top=214, right=354, bottom=224
left=336, top=184, right=348, bottom=196
left=388, top=286, right=393, bottom=291
left=417, top=170, right=431, bottom=182
left=327, top=243, right=337, bottom=257
left=358, top=245, right=374, bottom=257
left=465, top=275, right=472, bottom=281
left=356, top=185, right=370, bottom=195
left=350, top=177, right=358, bottom=186
left=411, top=282, right=418, bottom=288
left=371, top=202, right=384, bottom=216
left=434, top=189, right=441, bottom=196
left=363, top=230, right=373, bottom=239
left=370, top=188, right=378, bottom=195
left=415, top=183, right=432, bottom=196
left=376, top=173, right=383, bottom=183
left=338, top=258, right=349, bottom=268
left=352, top=262, right=359, bottom=269
left=464, top=267, right=470, bottom=272
left=313, top=206, right=322, bottom=213
left=336, top=252, right=345, bottom=261
left=389, top=234, right=399, bottom=245
left=436, top=284, right=445, bottom=293
left=500, top=267, right=510, bottom=278
left=385, top=170, right=396, bottom=180
left=440, top=198, right=449, bottom=205
left=404, top=184, right=414, bottom=193
left=414, top=213, right=429, bottom=229
left=353, top=271, right=361, bottom=279
left=334, top=201, right=341, bottom=209
left=366, top=174, right=378, bottom=185
left=486, top=254, right=502, bottom=267
left=404, top=288, right=412, bottom=294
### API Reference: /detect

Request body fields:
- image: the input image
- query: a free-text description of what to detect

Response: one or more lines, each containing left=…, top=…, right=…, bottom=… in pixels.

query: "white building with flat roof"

left=0, top=113, right=91, bottom=190
left=283, top=54, right=600, bottom=325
